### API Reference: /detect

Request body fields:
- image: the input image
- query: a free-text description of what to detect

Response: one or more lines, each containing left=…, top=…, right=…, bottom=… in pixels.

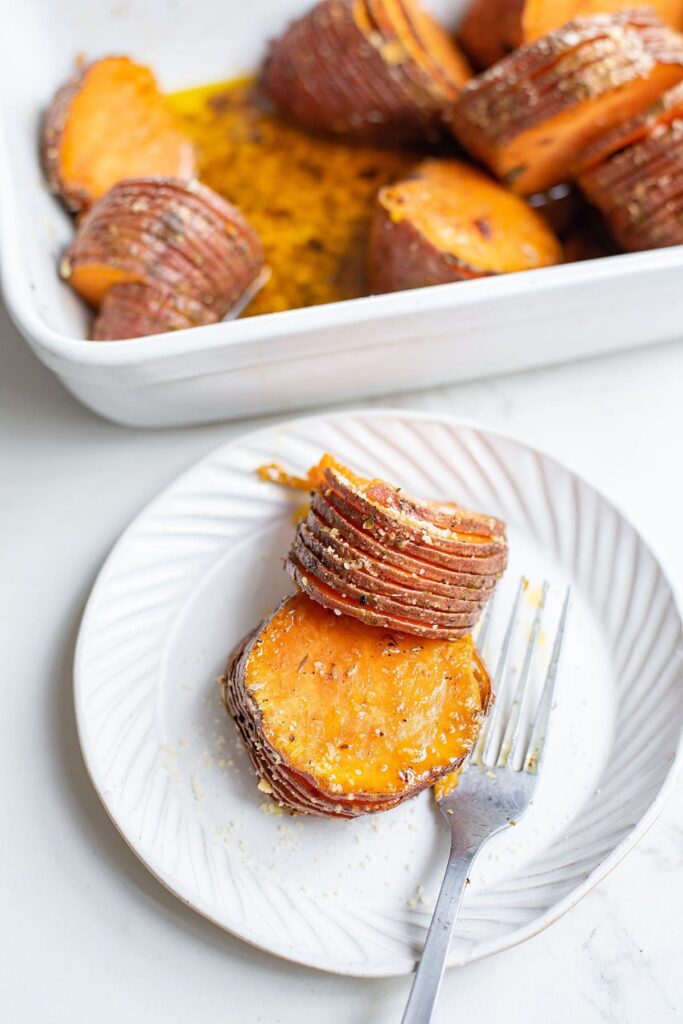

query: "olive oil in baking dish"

left=168, top=77, right=418, bottom=317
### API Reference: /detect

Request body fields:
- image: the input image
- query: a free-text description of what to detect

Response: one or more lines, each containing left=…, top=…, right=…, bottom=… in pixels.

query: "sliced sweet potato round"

left=42, top=56, right=196, bottom=213
left=458, top=0, right=683, bottom=70
left=369, top=158, right=562, bottom=293
left=297, top=523, right=483, bottom=612
left=449, top=13, right=683, bottom=194
left=287, top=556, right=479, bottom=638
left=290, top=532, right=483, bottom=627
left=305, top=511, right=496, bottom=600
left=317, top=455, right=506, bottom=553
left=263, top=0, right=467, bottom=142
left=222, top=593, right=491, bottom=817
left=321, top=484, right=508, bottom=575
left=61, top=178, right=264, bottom=328
left=310, top=495, right=500, bottom=591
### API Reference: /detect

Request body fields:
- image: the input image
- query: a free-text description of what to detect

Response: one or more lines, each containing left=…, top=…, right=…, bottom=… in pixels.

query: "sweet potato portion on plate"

left=42, top=56, right=196, bottom=212
left=449, top=13, right=683, bottom=194
left=368, top=158, right=562, bottom=292
left=263, top=0, right=470, bottom=142
left=223, top=593, right=491, bottom=816
left=61, top=178, right=264, bottom=336
left=459, top=0, right=683, bottom=69
left=285, top=454, right=507, bottom=638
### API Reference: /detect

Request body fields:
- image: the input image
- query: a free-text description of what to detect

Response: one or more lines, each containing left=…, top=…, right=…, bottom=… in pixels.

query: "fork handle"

left=401, top=843, right=480, bottom=1024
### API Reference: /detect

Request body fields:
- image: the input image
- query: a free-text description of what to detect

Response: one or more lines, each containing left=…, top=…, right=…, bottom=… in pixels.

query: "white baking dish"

left=2, top=0, right=682, bottom=428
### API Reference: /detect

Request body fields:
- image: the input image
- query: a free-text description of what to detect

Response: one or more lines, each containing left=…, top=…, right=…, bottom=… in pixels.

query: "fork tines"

left=472, top=577, right=571, bottom=775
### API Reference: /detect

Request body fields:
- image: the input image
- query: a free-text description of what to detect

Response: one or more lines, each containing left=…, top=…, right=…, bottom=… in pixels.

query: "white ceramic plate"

left=74, top=409, right=683, bottom=976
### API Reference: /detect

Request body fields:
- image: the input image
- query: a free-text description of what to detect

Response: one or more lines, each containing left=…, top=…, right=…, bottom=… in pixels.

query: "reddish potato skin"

left=287, top=556, right=478, bottom=638
left=369, top=202, right=484, bottom=293
left=263, top=0, right=449, bottom=142
left=93, top=282, right=213, bottom=340
left=310, top=494, right=500, bottom=590
left=290, top=533, right=482, bottom=628
left=579, top=119, right=683, bottom=249
left=42, top=69, right=91, bottom=212
left=299, top=519, right=487, bottom=608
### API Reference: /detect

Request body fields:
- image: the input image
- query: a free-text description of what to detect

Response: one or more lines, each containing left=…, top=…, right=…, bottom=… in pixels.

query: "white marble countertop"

left=2, top=300, right=682, bottom=1024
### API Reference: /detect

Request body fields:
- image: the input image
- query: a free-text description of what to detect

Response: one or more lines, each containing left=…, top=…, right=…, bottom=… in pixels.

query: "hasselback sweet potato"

left=61, top=177, right=264, bottom=337
left=42, top=56, right=196, bottom=213
left=284, top=454, right=507, bottom=638
left=368, top=158, right=562, bottom=292
left=223, top=593, right=492, bottom=816
left=459, top=0, right=683, bottom=70
left=449, top=13, right=683, bottom=195
left=579, top=97, right=683, bottom=250
left=263, top=0, right=470, bottom=143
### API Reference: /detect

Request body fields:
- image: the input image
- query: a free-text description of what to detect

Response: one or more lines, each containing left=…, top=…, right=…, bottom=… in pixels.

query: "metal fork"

left=401, top=578, right=571, bottom=1024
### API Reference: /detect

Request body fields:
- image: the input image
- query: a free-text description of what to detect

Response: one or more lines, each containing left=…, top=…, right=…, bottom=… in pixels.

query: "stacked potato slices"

left=286, top=455, right=507, bottom=640
left=449, top=11, right=683, bottom=195
left=577, top=82, right=683, bottom=250
left=369, top=158, right=563, bottom=292
left=263, top=0, right=471, bottom=143
left=222, top=454, right=503, bottom=817
left=61, top=178, right=265, bottom=339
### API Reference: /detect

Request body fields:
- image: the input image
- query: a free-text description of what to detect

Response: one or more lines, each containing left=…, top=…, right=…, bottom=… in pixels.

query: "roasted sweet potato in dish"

left=578, top=93, right=683, bottom=250
left=61, top=178, right=264, bottom=337
left=42, top=57, right=196, bottom=213
left=368, top=158, right=562, bottom=292
left=285, top=454, right=507, bottom=638
left=223, top=593, right=492, bottom=817
left=263, top=0, right=470, bottom=143
left=459, top=0, right=683, bottom=69
left=449, top=12, right=683, bottom=195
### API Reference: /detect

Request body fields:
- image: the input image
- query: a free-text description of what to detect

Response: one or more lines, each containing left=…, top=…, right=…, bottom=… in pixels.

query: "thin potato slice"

left=42, top=56, right=196, bottom=212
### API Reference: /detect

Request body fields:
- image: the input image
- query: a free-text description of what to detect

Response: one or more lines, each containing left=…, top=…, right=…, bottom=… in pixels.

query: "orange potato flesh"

left=65, top=262, right=133, bottom=307
left=43, top=57, right=195, bottom=211
left=375, top=158, right=563, bottom=273
left=523, top=0, right=683, bottom=42
left=458, top=0, right=683, bottom=70
left=238, top=593, right=489, bottom=799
